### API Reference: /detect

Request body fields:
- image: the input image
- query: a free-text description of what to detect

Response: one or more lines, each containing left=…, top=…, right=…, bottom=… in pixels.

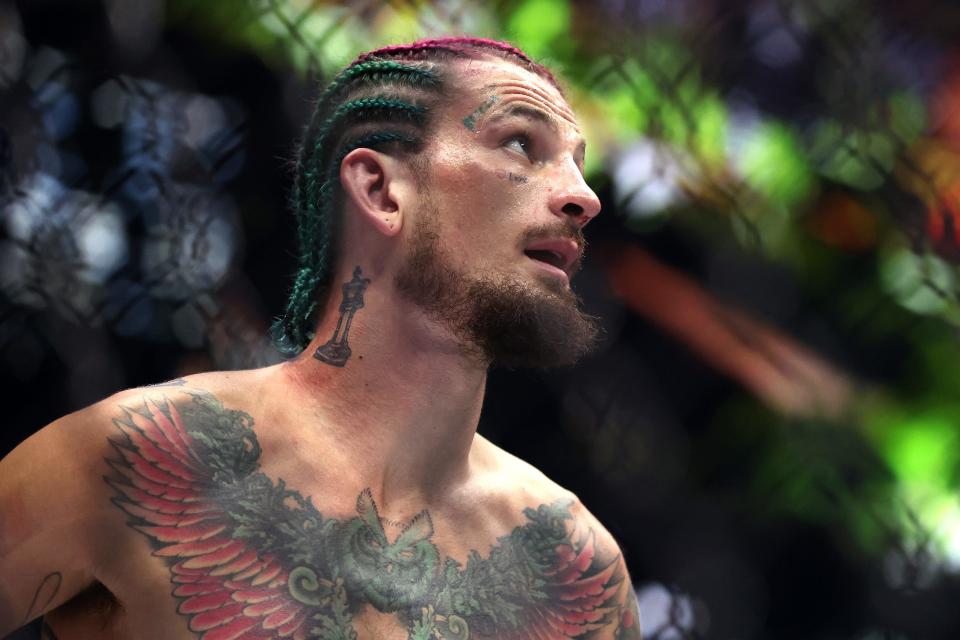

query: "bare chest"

left=79, top=388, right=631, bottom=639
left=52, top=491, right=623, bottom=640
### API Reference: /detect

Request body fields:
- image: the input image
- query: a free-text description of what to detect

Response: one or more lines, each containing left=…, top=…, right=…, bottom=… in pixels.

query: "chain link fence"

left=4, top=0, right=960, bottom=638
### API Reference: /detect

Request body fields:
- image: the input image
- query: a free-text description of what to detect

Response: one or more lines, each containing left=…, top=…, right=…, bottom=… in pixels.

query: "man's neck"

left=275, top=270, right=489, bottom=510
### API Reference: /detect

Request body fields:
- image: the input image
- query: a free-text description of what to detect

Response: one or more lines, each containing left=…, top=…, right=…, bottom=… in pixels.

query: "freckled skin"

left=411, top=58, right=600, bottom=284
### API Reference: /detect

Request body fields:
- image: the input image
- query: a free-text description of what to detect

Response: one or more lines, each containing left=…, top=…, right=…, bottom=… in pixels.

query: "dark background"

left=4, top=0, right=960, bottom=638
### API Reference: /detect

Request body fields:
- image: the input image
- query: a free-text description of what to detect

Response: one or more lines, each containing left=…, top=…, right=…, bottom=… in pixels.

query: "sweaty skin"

left=0, top=55, right=640, bottom=639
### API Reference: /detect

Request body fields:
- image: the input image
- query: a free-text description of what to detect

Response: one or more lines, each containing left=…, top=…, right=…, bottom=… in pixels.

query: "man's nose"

left=548, top=161, right=602, bottom=227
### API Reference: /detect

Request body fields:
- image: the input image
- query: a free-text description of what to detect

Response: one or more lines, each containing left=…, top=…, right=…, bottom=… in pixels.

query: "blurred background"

left=3, top=0, right=960, bottom=638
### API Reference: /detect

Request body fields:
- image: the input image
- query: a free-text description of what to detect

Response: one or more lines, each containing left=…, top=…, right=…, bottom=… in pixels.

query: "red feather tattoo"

left=106, top=396, right=313, bottom=639
left=104, top=390, right=638, bottom=639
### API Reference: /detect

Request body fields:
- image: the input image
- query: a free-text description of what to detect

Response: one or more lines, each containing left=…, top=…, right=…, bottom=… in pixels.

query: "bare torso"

left=30, top=370, right=639, bottom=639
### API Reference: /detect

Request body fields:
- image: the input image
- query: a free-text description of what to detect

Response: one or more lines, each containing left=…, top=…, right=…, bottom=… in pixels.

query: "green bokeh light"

left=693, top=95, right=727, bottom=165
left=887, top=91, right=926, bottom=144
left=740, top=122, right=815, bottom=206
left=810, top=120, right=896, bottom=190
left=603, top=82, right=648, bottom=136
left=863, top=398, right=960, bottom=567
left=880, top=245, right=958, bottom=318
left=884, top=415, right=957, bottom=490
left=506, top=0, right=571, bottom=60
left=374, top=5, right=424, bottom=51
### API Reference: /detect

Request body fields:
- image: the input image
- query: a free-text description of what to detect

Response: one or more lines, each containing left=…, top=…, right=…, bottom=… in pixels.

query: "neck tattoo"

left=315, top=266, right=371, bottom=367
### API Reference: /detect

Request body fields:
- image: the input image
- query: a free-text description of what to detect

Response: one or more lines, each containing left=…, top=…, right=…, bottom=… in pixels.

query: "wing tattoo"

left=433, top=503, right=625, bottom=639
left=105, top=393, right=339, bottom=639
left=104, top=390, right=633, bottom=639
left=518, top=527, right=623, bottom=637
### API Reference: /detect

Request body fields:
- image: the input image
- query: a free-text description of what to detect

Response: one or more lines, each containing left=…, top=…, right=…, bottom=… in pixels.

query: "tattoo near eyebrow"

left=462, top=95, right=499, bottom=132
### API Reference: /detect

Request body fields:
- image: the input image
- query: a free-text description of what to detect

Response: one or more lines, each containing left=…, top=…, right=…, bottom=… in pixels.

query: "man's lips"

left=523, top=238, right=580, bottom=275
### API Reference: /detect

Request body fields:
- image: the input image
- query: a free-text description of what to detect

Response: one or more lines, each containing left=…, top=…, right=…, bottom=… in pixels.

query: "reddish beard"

left=394, top=206, right=600, bottom=368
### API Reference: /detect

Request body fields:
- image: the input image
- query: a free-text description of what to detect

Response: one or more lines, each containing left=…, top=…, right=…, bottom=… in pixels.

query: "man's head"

left=272, top=37, right=602, bottom=367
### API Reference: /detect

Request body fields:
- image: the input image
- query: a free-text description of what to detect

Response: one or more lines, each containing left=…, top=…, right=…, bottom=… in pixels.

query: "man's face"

left=395, top=56, right=603, bottom=367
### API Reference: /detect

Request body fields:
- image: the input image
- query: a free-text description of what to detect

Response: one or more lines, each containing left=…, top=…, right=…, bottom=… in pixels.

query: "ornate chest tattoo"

left=104, top=390, right=640, bottom=639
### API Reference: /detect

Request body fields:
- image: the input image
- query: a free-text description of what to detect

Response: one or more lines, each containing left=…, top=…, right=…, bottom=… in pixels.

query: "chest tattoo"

left=104, top=390, right=640, bottom=639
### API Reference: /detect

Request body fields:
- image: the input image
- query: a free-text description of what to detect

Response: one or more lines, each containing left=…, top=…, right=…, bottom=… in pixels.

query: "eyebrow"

left=485, top=104, right=588, bottom=167
left=487, top=104, right=558, bottom=131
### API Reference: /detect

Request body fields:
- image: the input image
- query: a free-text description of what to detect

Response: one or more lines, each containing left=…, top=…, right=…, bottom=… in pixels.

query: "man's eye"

left=504, top=134, right=531, bottom=157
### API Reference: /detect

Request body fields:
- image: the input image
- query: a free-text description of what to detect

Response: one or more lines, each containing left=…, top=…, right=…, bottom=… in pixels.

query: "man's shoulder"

left=470, top=437, right=642, bottom=638
left=472, top=435, right=619, bottom=545
left=473, top=434, right=577, bottom=503
left=81, top=368, right=267, bottom=421
left=31, top=370, right=266, bottom=472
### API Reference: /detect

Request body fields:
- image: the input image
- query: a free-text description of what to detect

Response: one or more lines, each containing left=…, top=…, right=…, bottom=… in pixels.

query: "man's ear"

left=339, top=147, right=406, bottom=237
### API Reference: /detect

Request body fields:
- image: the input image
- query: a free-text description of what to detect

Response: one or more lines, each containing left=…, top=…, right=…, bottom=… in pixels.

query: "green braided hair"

left=271, top=38, right=560, bottom=356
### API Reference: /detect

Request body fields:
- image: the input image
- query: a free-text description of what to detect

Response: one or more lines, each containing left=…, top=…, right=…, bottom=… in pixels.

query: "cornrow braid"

left=273, top=60, right=442, bottom=355
left=316, top=60, right=441, bottom=105
left=299, top=96, right=428, bottom=225
left=273, top=37, right=554, bottom=356
left=271, top=130, right=417, bottom=355
left=352, top=37, right=560, bottom=91
left=293, top=62, right=439, bottom=235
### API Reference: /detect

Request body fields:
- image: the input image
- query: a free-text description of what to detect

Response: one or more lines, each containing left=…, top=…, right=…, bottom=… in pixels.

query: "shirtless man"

left=0, top=37, right=642, bottom=639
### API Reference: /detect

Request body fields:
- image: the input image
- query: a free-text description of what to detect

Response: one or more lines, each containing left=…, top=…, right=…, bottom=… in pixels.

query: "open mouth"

left=522, top=238, right=579, bottom=278
left=524, top=249, right=567, bottom=271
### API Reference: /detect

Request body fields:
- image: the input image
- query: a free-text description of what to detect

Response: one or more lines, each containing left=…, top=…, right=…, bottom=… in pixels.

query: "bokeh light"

left=4, top=1, right=960, bottom=638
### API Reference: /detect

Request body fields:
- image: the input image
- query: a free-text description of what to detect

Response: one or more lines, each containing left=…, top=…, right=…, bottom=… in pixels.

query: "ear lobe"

left=340, top=147, right=403, bottom=237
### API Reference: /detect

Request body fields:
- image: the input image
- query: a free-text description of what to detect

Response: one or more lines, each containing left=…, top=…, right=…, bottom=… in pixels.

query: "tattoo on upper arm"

left=104, top=388, right=634, bottom=638
left=314, top=266, right=370, bottom=367
left=22, top=572, right=61, bottom=624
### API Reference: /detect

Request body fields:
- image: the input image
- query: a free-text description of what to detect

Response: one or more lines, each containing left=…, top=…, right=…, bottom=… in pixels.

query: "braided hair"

left=271, top=37, right=560, bottom=356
